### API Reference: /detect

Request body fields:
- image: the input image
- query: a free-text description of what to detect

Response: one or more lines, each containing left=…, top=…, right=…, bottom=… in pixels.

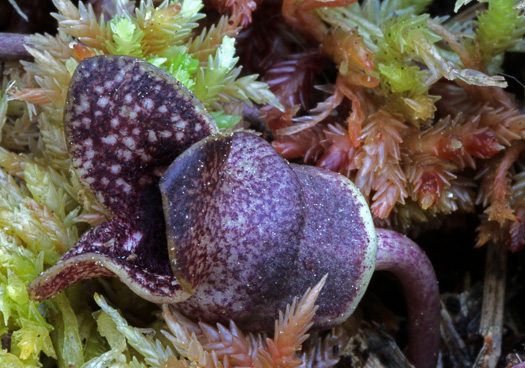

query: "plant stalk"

left=375, top=228, right=441, bottom=368
left=0, top=33, right=31, bottom=60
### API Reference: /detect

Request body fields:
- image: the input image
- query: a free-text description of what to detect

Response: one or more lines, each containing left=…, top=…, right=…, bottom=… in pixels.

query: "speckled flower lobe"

left=65, top=55, right=218, bottom=218
left=29, top=55, right=218, bottom=303
left=290, top=164, right=376, bottom=329
left=30, top=56, right=379, bottom=334
left=160, top=133, right=306, bottom=328
left=160, top=133, right=376, bottom=331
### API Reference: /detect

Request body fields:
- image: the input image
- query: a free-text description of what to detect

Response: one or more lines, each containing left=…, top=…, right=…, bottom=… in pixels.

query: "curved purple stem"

left=375, top=228, right=440, bottom=368
left=0, top=33, right=31, bottom=60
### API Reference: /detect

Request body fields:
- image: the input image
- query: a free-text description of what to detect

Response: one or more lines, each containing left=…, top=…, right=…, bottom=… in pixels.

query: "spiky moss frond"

left=192, top=36, right=238, bottom=104
left=135, top=0, right=205, bottom=55
left=474, top=142, right=525, bottom=251
left=260, top=276, right=327, bottom=368
left=476, top=0, right=525, bottom=65
left=297, top=0, right=508, bottom=139
left=506, top=170, right=525, bottom=252
left=0, top=229, right=55, bottom=366
left=384, top=176, right=476, bottom=232
left=186, top=15, right=240, bottom=63
left=403, top=114, right=503, bottom=170
left=272, top=0, right=525, bottom=224
left=93, top=294, right=176, bottom=368
left=0, top=162, right=76, bottom=264
left=105, top=17, right=146, bottom=57
left=160, top=276, right=330, bottom=368
left=403, top=153, right=457, bottom=210
left=52, top=0, right=109, bottom=51
left=476, top=141, right=525, bottom=224
left=0, top=165, right=109, bottom=366
left=260, top=50, right=327, bottom=133
left=317, top=0, right=506, bottom=90
left=19, top=41, right=76, bottom=106
left=0, top=63, right=39, bottom=152
left=272, top=119, right=328, bottom=164
left=95, top=286, right=324, bottom=368
left=374, top=12, right=505, bottom=123
left=19, top=0, right=280, bottom=134
left=276, top=83, right=344, bottom=136
left=353, top=110, right=408, bottom=218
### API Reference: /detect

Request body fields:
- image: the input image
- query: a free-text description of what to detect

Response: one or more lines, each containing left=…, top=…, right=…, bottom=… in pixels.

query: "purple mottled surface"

left=28, top=222, right=191, bottom=303
left=290, top=164, right=376, bottom=330
left=161, top=132, right=306, bottom=329
left=29, top=55, right=217, bottom=303
left=29, top=55, right=437, bottom=350
left=65, top=55, right=217, bottom=218
left=375, top=229, right=440, bottom=368
left=29, top=187, right=190, bottom=302
left=161, top=133, right=376, bottom=331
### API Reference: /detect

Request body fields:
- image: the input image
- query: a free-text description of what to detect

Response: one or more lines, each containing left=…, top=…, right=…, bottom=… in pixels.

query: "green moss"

left=476, top=0, right=525, bottom=65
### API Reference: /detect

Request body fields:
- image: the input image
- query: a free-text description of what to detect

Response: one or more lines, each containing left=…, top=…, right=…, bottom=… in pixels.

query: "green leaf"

left=157, top=46, right=200, bottom=89
left=193, top=36, right=238, bottom=104
left=147, top=57, right=168, bottom=68
left=0, top=349, right=26, bottom=368
left=106, top=16, right=145, bottom=57
left=12, top=317, right=56, bottom=361
left=476, top=0, right=525, bottom=63
left=49, top=293, right=84, bottom=368
left=378, top=61, right=427, bottom=94
left=210, top=111, right=242, bottom=130
left=220, top=74, right=284, bottom=110
left=94, top=294, right=172, bottom=367
left=134, top=0, right=205, bottom=53
left=96, top=311, right=127, bottom=352
left=378, top=0, right=432, bottom=21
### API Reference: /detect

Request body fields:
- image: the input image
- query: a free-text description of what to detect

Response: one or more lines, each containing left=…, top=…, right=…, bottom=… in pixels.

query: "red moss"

left=317, top=144, right=349, bottom=172
left=404, top=154, right=455, bottom=210
left=272, top=121, right=326, bottom=163
left=236, top=0, right=300, bottom=76
left=260, top=50, right=327, bottom=131
left=463, top=128, right=503, bottom=159
left=507, top=207, right=525, bottom=252
left=210, top=0, right=259, bottom=27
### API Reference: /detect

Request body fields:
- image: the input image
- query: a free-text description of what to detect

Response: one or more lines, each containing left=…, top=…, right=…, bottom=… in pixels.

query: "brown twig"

left=441, top=301, right=473, bottom=367
left=473, top=242, right=507, bottom=368
left=0, top=33, right=32, bottom=60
